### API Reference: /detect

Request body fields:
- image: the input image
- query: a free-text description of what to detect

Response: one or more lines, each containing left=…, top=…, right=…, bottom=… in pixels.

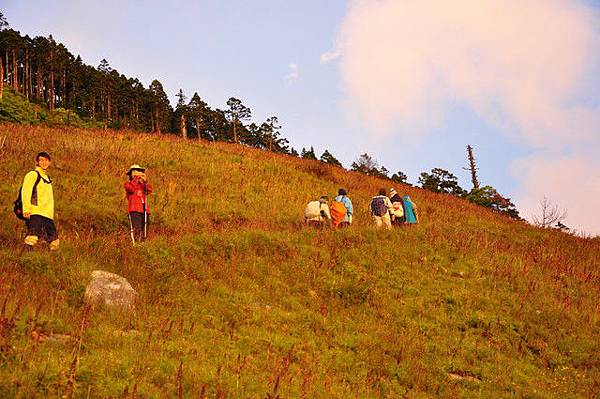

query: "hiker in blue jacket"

left=334, top=188, right=353, bottom=227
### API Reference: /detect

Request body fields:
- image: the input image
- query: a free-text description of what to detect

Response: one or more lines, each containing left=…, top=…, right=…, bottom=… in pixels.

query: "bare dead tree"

left=463, top=144, right=480, bottom=190
left=532, top=197, right=567, bottom=228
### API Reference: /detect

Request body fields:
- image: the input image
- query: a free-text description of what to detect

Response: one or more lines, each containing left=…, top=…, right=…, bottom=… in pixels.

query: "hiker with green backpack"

left=331, top=188, right=353, bottom=228
left=369, top=188, right=393, bottom=230
left=15, top=151, right=59, bottom=251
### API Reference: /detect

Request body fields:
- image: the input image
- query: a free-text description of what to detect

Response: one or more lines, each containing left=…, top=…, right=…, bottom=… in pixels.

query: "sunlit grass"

left=0, top=123, right=598, bottom=398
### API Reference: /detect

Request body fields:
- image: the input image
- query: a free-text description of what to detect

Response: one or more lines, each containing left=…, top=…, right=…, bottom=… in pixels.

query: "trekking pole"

left=128, top=213, right=136, bottom=245
left=143, top=181, right=148, bottom=240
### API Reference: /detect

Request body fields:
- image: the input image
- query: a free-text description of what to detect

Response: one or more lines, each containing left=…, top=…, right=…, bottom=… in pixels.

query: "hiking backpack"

left=330, top=201, right=347, bottom=227
left=370, top=196, right=388, bottom=217
left=304, top=201, right=324, bottom=220
left=13, top=171, right=42, bottom=220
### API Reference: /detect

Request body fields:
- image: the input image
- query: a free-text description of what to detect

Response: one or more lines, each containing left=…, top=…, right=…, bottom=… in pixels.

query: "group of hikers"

left=304, top=188, right=419, bottom=230
left=14, top=151, right=418, bottom=251
left=14, top=151, right=152, bottom=251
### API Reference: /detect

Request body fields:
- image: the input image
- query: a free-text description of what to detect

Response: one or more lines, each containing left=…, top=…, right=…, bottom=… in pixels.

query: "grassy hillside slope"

left=0, top=123, right=599, bottom=398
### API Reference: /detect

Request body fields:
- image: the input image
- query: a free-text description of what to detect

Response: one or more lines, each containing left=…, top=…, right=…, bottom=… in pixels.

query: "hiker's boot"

left=49, top=239, right=60, bottom=251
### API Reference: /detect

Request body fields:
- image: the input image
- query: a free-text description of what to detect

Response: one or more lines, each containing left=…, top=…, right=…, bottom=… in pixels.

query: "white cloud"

left=285, top=63, right=299, bottom=82
left=332, top=0, right=600, bottom=234
left=336, top=0, right=600, bottom=143
left=320, top=48, right=341, bottom=64
left=513, top=154, right=600, bottom=235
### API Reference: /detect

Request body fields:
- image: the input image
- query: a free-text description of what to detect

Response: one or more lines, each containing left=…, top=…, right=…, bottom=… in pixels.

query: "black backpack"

left=13, top=171, right=42, bottom=220
left=370, top=196, right=388, bottom=217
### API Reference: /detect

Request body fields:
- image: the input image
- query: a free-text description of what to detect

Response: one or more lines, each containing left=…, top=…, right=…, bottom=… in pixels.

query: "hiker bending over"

left=369, top=188, right=393, bottom=230
left=389, top=188, right=406, bottom=227
left=403, top=195, right=419, bottom=225
left=124, top=164, right=153, bottom=242
left=21, top=152, right=59, bottom=251
left=304, top=196, right=331, bottom=228
left=331, top=188, right=353, bottom=228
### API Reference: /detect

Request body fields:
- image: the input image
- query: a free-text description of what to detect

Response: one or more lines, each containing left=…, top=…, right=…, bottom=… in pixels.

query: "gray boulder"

left=84, top=270, right=137, bottom=309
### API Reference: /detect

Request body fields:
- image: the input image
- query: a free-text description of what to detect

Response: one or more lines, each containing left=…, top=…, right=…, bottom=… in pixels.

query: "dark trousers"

left=129, top=212, right=150, bottom=241
left=306, top=220, right=326, bottom=229
left=391, top=216, right=406, bottom=227
left=26, top=215, right=58, bottom=242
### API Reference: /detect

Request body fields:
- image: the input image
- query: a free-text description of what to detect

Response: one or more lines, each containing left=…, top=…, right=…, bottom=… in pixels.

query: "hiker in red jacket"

left=124, top=164, right=153, bottom=243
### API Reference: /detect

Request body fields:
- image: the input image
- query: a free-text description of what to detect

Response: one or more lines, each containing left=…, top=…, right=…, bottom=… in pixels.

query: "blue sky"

left=3, top=1, right=600, bottom=233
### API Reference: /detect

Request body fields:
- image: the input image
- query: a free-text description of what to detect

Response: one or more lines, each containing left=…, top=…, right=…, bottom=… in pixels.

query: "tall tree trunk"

left=27, top=51, right=32, bottom=99
left=49, top=70, right=55, bottom=111
left=4, top=49, right=8, bottom=88
left=195, top=117, right=202, bottom=140
left=12, top=48, right=18, bottom=91
left=61, top=68, right=66, bottom=107
left=107, top=94, right=111, bottom=124
left=0, top=58, right=4, bottom=100
left=180, top=114, right=187, bottom=139
left=154, top=107, right=160, bottom=133
left=36, top=66, right=43, bottom=102
left=70, top=81, right=75, bottom=111
left=24, top=48, right=29, bottom=99
left=233, top=120, right=238, bottom=143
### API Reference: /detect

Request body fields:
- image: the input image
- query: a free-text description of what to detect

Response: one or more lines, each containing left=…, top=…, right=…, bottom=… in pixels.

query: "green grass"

left=0, top=123, right=599, bottom=398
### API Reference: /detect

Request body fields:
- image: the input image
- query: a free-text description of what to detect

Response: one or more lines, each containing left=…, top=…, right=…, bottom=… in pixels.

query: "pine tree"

left=465, top=186, right=520, bottom=219
left=265, top=116, right=281, bottom=151
left=301, top=147, right=317, bottom=160
left=225, top=97, right=251, bottom=143
left=97, top=58, right=113, bottom=124
left=0, top=12, right=8, bottom=29
left=0, top=14, right=8, bottom=99
left=188, top=92, right=210, bottom=140
left=418, top=168, right=465, bottom=196
left=391, top=171, right=409, bottom=184
left=148, top=79, right=172, bottom=133
left=350, top=153, right=388, bottom=178
left=320, top=150, right=342, bottom=167
left=175, top=89, right=188, bottom=139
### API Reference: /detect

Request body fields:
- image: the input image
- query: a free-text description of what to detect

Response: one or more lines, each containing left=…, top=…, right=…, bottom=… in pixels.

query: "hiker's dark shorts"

left=306, top=220, right=326, bottom=229
left=392, top=216, right=406, bottom=226
left=129, top=212, right=150, bottom=233
left=26, top=215, right=58, bottom=242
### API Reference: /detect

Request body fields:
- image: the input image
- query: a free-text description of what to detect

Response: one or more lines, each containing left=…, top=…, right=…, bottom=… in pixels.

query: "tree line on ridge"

left=0, top=12, right=520, bottom=220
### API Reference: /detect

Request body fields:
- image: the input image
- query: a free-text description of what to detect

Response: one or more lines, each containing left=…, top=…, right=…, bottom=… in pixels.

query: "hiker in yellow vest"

left=22, top=152, right=59, bottom=251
